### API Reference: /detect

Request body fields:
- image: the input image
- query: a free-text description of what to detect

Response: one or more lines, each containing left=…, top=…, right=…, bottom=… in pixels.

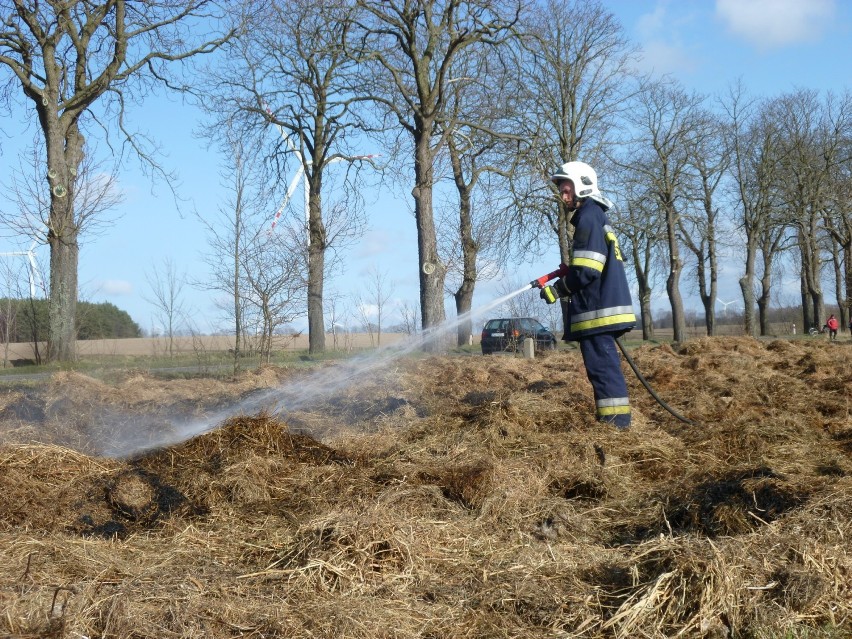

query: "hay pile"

left=0, top=337, right=850, bottom=638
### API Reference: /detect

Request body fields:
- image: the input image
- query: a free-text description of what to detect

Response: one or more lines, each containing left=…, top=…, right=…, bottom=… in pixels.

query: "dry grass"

left=0, top=337, right=850, bottom=638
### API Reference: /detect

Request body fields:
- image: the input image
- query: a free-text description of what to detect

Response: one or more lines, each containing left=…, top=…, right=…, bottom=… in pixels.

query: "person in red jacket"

left=826, top=314, right=839, bottom=341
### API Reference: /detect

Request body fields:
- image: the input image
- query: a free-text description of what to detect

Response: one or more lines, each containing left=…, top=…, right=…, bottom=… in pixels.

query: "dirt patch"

left=1, top=337, right=850, bottom=638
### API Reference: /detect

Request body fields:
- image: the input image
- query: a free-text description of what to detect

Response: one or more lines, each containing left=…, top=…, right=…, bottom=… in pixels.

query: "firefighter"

left=537, top=161, right=636, bottom=429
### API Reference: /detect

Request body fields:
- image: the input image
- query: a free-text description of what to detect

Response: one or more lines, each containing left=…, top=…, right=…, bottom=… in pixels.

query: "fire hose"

left=532, top=266, right=700, bottom=427
left=614, top=336, right=699, bottom=427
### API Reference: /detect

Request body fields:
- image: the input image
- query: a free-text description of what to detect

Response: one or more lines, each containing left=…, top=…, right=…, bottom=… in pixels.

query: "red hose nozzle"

left=531, top=263, right=570, bottom=288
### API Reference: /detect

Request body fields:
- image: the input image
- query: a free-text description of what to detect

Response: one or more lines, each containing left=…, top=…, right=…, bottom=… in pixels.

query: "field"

left=0, top=336, right=850, bottom=638
left=0, top=322, right=796, bottom=363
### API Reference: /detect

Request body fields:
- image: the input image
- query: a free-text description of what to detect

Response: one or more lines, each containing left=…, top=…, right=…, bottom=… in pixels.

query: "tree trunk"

left=667, top=267, right=686, bottom=343
left=450, top=144, right=477, bottom=347
left=629, top=241, right=654, bottom=340
left=664, top=203, right=686, bottom=342
left=739, top=238, right=757, bottom=337
left=454, top=217, right=476, bottom=347
left=829, top=239, right=846, bottom=331
left=695, top=255, right=716, bottom=336
left=261, top=294, right=272, bottom=364
left=842, top=241, right=852, bottom=331
left=307, top=172, right=327, bottom=354
left=232, top=211, right=242, bottom=374
left=799, top=224, right=824, bottom=329
left=757, top=231, right=784, bottom=336
left=757, top=237, right=777, bottom=336
left=702, top=213, right=719, bottom=337
left=45, top=123, right=84, bottom=362
left=639, top=288, right=654, bottom=340
left=413, top=127, right=446, bottom=332
left=47, top=225, right=79, bottom=362
left=799, top=273, right=812, bottom=332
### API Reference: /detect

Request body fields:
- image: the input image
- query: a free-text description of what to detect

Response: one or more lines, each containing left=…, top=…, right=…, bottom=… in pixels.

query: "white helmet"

left=551, top=160, right=613, bottom=210
left=550, top=161, right=599, bottom=198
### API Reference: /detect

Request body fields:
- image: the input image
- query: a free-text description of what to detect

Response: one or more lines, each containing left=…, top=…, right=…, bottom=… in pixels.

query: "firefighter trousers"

left=579, top=332, right=631, bottom=429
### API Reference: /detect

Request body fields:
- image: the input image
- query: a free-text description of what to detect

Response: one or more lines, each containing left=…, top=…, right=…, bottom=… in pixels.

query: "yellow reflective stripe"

left=604, top=227, right=625, bottom=261
left=597, top=405, right=631, bottom=416
left=571, top=313, right=636, bottom=332
left=571, top=257, right=604, bottom=272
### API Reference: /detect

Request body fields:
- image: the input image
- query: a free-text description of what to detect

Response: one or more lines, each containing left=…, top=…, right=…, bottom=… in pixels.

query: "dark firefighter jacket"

left=560, top=198, right=636, bottom=341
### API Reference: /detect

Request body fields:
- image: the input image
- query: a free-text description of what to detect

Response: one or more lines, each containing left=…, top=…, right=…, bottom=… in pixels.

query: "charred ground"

left=0, top=337, right=850, bottom=638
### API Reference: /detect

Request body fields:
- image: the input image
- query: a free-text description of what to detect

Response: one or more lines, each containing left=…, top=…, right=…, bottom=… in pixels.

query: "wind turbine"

left=0, top=241, right=44, bottom=297
left=264, top=103, right=378, bottom=241
left=716, top=298, right=736, bottom=318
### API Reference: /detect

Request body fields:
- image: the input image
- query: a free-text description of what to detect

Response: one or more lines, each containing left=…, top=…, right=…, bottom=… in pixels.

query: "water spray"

left=99, top=282, right=536, bottom=458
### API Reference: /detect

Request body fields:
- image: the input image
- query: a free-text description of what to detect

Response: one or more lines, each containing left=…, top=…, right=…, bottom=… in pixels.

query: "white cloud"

left=716, top=0, right=835, bottom=50
left=356, top=302, right=379, bottom=319
left=636, top=3, right=668, bottom=39
left=632, top=1, right=699, bottom=76
left=354, top=228, right=406, bottom=260
left=100, top=279, right=134, bottom=295
left=635, top=39, right=698, bottom=76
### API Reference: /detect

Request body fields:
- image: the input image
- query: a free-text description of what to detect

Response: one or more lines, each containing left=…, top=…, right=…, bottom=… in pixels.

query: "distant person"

left=826, top=314, right=839, bottom=341
left=791, top=323, right=796, bottom=335
left=534, top=161, right=636, bottom=430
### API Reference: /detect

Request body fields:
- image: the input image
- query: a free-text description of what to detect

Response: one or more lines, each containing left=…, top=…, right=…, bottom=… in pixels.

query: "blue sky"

left=1, top=0, right=850, bottom=334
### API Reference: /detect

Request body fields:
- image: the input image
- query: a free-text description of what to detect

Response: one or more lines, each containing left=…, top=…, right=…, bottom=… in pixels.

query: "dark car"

left=480, top=317, right=557, bottom=355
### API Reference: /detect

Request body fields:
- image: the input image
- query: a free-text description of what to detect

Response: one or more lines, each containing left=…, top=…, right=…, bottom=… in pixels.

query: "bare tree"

left=0, top=258, right=25, bottom=367
left=324, top=292, right=351, bottom=351
left=201, top=0, right=370, bottom=355
left=351, top=0, right=520, bottom=333
left=354, top=265, right=394, bottom=347
left=619, top=79, right=707, bottom=343
left=240, top=227, right=306, bottom=363
left=510, top=0, right=638, bottom=262
left=0, top=1, right=234, bottom=361
left=398, top=300, right=419, bottom=336
left=1, top=141, right=124, bottom=355
left=678, top=108, right=729, bottom=336
left=428, top=28, right=527, bottom=347
left=195, top=128, right=270, bottom=372
left=721, top=82, right=785, bottom=337
left=771, top=90, right=827, bottom=331
left=771, top=90, right=852, bottom=333
left=441, top=136, right=512, bottom=346
left=500, top=0, right=639, bottom=343
left=144, top=258, right=188, bottom=357
left=611, top=170, right=665, bottom=340
left=372, top=267, right=394, bottom=347
left=823, top=126, right=852, bottom=330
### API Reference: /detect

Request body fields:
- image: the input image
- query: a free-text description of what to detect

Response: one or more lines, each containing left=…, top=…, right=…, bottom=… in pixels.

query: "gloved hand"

left=539, top=278, right=571, bottom=304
